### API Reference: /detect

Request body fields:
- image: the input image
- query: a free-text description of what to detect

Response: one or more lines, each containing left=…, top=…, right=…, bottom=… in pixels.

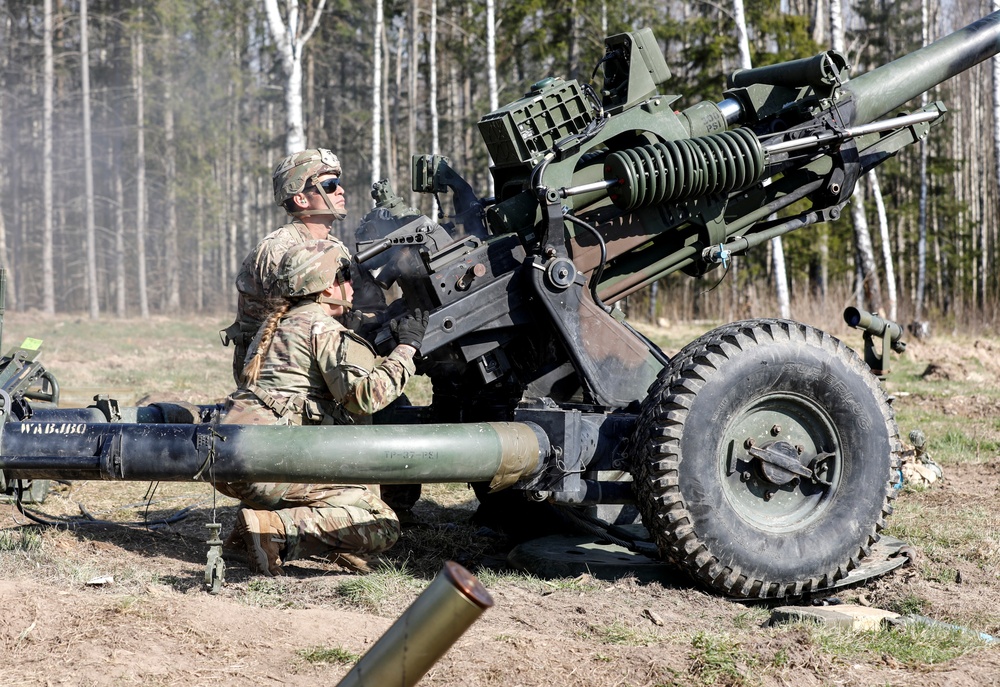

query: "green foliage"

left=732, top=607, right=770, bottom=630
left=0, top=528, right=43, bottom=553
left=931, top=428, right=1000, bottom=464
left=745, top=0, right=820, bottom=65
left=297, top=646, right=360, bottom=665
left=336, top=560, right=422, bottom=612
left=689, top=631, right=759, bottom=686
left=885, top=593, right=929, bottom=616
left=812, top=622, right=987, bottom=666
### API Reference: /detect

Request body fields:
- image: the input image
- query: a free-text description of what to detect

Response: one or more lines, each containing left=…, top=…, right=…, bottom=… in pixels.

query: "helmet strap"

left=317, top=280, right=351, bottom=309
left=296, top=181, right=347, bottom=220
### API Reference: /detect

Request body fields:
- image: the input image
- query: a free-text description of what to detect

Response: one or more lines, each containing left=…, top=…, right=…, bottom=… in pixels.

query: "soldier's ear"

left=292, top=192, right=310, bottom=209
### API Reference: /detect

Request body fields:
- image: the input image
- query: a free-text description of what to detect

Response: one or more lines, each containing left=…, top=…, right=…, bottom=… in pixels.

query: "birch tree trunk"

left=113, top=149, right=126, bottom=317
left=429, top=0, right=439, bottom=154
left=869, top=171, right=897, bottom=320
left=734, top=0, right=791, bottom=317
left=381, top=23, right=393, bottom=187
left=406, top=0, right=417, bottom=204
left=0, top=209, right=10, bottom=312
left=372, top=0, right=383, bottom=185
left=164, top=74, right=180, bottom=312
left=43, top=0, right=55, bottom=314
left=915, top=0, right=930, bottom=319
left=992, top=0, right=1000, bottom=311
left=262, top=0, right=327, bottom=154
left=196, top=195, right=204, bottom=312
left=133, top=18, right=149, bottom=318
left=850, top=183, right=884, bottom=311
left=81, top=0, right=99, bottom=318
left=1, top=19, right=15, bottom=310
left=832, top=0, right=882, bottom=313
left=485, top=0, right=498, bottom=197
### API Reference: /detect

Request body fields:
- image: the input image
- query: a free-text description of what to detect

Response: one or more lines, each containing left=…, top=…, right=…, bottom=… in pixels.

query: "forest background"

left=1, top=0, right=998, bottom=332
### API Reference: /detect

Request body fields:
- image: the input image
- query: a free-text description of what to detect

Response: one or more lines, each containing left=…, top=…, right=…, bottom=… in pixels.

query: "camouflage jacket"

left=223, top=221, right=347, bottom=382
left=229, top=301, right=414, bottom=425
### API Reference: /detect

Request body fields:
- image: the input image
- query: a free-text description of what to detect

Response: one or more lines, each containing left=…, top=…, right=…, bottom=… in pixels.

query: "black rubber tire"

left=631, top=319, right=900, bottom=599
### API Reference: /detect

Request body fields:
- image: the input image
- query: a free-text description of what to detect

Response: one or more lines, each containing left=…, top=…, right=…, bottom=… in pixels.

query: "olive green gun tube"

left=844, top=11, right=1000, bottom=126
left=0, top=421, right=547, bottom=492
left=336, top=561, right=493, bottom=687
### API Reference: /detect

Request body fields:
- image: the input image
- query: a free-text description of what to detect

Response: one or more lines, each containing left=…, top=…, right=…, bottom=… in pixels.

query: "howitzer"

left=4, top=13, right=1000, bottom=600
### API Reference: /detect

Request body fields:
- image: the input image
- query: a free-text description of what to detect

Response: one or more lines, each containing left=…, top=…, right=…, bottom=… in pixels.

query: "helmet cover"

left=272, top=148, right=342, bottom=206
left=275, top=239, right=352, bottom=299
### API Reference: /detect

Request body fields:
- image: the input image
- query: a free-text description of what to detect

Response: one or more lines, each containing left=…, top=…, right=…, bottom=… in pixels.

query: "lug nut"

left=770, top=425, right=781, bottom=436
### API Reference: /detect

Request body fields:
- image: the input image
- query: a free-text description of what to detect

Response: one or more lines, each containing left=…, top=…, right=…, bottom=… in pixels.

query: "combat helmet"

left=275, top=239, right=353, bottom=308
left=272, top=149, right=343, bottom=217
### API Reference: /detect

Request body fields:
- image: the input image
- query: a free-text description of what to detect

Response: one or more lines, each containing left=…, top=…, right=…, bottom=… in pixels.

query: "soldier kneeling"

left=217, top=239, right=426, bottom=575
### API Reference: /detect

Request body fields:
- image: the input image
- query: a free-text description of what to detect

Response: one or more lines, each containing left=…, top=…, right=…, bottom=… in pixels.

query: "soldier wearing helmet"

left=217, top=239, right=428, bottom=577
left=222, top=148, right=351, bottom=385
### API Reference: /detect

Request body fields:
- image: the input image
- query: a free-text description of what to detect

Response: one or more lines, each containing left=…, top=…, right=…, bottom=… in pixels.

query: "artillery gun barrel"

left=0, top=421, right=548, bottom=491
left=844, top=11, right=1000, bottom=125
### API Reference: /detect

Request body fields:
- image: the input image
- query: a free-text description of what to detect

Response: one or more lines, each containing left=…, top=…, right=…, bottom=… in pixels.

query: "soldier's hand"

left=395, top=309, right=428, bottom=351
left=343, top=308, right=366, bottom=332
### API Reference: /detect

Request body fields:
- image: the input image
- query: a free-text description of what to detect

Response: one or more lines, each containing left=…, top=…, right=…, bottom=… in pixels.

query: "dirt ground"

left=1, top=323, right=1000, bottom=686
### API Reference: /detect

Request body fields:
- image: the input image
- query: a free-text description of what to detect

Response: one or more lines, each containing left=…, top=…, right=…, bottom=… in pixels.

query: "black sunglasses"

left=311, top=177, right=341, bottom=194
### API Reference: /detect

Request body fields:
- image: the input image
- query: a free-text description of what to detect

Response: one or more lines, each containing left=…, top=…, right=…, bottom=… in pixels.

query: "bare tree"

left=831, top=0, right=882, bottom=313
left=485, top=0, right=498, bottom=197
left=406, top=0, right=418, bottom=204
left=0, top=13, right=15, bottom=310
left=81, top=0, right=99, bottom=319
left=869, top=171, right=897, bottom=320
left=43, top=0, right=55, bottom=314
left=113, top=149, right=126, bottom=317
left=164, top=74, right=179, bottom=313
left=372, top=0, right=383, bottom=184
left=915, top=0, right=931, bottom=319
left=263, top=0, right=328, bottom=154
left=0, top=208, right=12, bottom=311
left=429, top=0, right=439, bottom=154
left=133, top=12, right=149, bottom=318
left=734, top=0, right=791, bottom=318
left=993, top=0, right=1000, bottom=314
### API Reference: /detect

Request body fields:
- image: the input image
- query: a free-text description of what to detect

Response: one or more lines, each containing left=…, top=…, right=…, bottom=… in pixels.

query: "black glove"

left=343, top=308, right=366, bottom=333
left=394, top=309, right=428, bottom=351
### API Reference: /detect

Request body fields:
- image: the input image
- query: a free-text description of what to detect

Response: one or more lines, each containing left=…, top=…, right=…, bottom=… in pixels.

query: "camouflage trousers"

left=217, top=396, right=398, bottom=561
left=215, top=480, right=400, bottom=562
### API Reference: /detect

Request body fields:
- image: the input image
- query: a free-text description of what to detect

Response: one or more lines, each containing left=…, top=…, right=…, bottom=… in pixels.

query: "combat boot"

left=238, top=508, right=286, bottom=576
left=220, top=525, right=247, bottom=563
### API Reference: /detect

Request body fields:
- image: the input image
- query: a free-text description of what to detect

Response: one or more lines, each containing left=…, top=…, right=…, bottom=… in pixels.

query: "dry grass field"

left=1, top=311, right=999, bottom=686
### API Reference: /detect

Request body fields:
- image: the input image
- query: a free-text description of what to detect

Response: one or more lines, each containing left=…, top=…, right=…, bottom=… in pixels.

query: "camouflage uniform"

left=218, top=300, right=415, bottom=562
left=222, top=222, right=347, bottom=383
left=222, top=148, right=346, bottom=385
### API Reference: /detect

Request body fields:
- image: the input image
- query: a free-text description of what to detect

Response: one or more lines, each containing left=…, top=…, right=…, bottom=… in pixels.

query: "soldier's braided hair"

left=242, top=301, right=292, bottom=385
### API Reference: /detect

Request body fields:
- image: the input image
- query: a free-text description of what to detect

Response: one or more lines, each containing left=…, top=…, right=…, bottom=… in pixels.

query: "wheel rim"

left=720, top=391, right=842, bottom=533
